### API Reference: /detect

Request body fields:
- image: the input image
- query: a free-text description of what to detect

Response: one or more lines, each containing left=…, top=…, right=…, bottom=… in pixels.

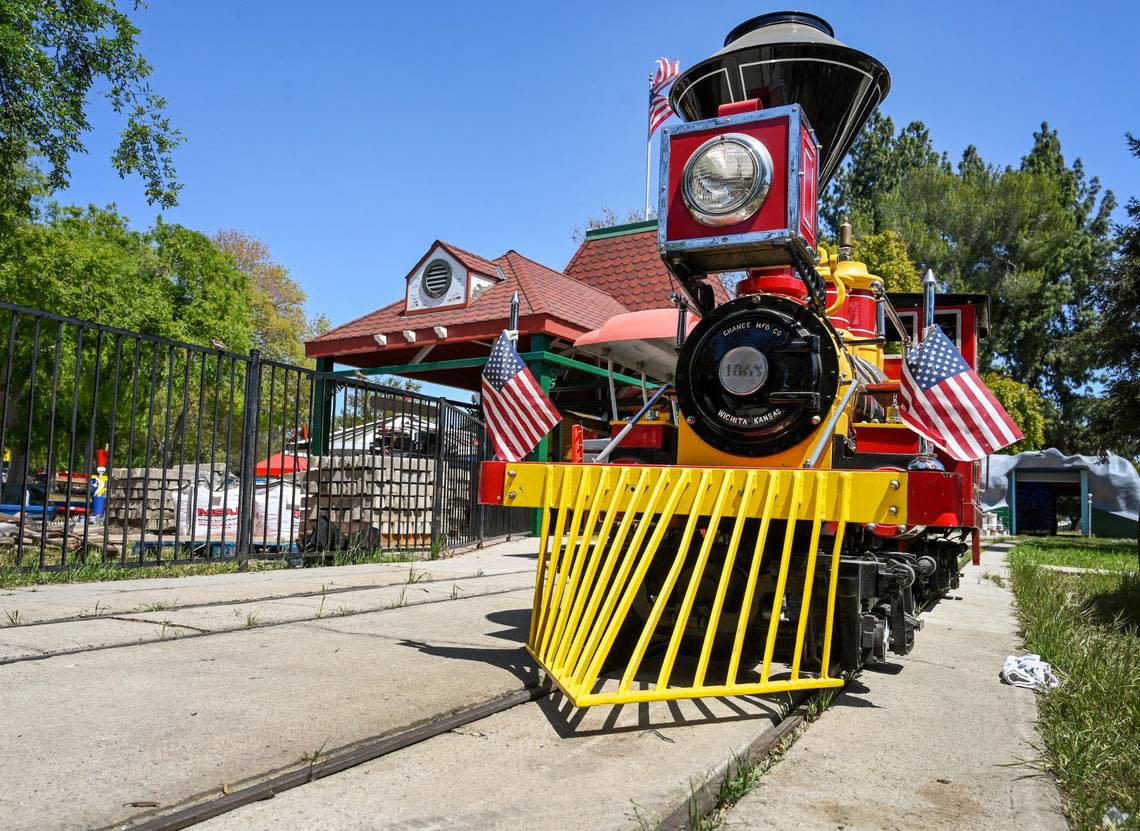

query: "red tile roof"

left=307, top=246, right=627, bottom=349
left=305, top=223, right=729, bottom=362
left=564, top=224, right=730, bottom=311
left=436, top=240, right=501, bottom=279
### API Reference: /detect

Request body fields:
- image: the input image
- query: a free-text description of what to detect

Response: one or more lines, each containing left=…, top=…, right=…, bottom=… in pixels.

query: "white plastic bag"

left=252, top=481, right=302, bottom=543
left=1000, top=654, right=1060, bottom=690
left=178, top=483, right=242, bottom=540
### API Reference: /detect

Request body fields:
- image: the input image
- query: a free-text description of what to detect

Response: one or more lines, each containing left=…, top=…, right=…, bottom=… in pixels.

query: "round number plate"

left=718, top=345, right=768, bottom=396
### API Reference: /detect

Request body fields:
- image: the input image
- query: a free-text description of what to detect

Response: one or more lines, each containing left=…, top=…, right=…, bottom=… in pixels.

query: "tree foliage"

left=0, top=204, right=251, bottom=349
left=214, top=230, right=309, bottom=364
left=572, top=207, right=653, bottom=243
left=1088, top=134, right=1140, bottom=460
left=851, top=230, right=922, bottom=292
left=982, top=372, right=1045, bottom=454
left=0, top=0, right=182, bottom=212
left=824, top=117, right=1116, bottom=453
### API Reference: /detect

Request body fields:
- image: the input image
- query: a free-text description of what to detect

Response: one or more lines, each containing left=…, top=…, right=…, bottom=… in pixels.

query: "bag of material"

left=999, top=654, right=1060, bottom=690
left=252, top=481, right=303, bottom=543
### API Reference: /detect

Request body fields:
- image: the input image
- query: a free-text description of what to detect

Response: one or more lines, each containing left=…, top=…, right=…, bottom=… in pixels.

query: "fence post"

left=236, top=349, right=261, bottom=570
left=430, top=397, right=447, bottom=549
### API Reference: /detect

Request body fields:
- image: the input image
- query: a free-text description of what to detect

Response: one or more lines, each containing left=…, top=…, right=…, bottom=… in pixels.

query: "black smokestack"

left=669, top=11, right=890, bottom=186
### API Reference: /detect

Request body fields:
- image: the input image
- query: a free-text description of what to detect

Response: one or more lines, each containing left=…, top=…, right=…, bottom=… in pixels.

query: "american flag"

left=649, top=58, right=680, bottom=137
left=481, top=332, right=561, bottom=462
left=900, top=325, right=1023, bottom=462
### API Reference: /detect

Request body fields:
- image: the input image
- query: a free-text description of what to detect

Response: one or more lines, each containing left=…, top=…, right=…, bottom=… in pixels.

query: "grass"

left=1008, top=538, right=1139, bottom=830
left=0, top=557, right=288, bottom=589
left=329, top=549, right=420, bottom=567
left=688, top=732, right=801, bottom=831
left=0, top=539, right=444, bottom=589
left=1011, top=535, right=1138, bottom=572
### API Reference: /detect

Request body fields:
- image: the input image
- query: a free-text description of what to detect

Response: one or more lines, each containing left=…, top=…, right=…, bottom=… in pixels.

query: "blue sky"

left=60, top=0, right=1140, bottom=338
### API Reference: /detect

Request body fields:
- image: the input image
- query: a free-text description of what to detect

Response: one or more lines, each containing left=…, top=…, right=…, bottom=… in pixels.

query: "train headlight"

left=681, top=133, right=773, bottom=227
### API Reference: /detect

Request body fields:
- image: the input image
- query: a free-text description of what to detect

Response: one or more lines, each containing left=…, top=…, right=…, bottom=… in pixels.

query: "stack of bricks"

left=302, top=454, right=436, bottom=547
left=106, top=465, right=223, bottom=535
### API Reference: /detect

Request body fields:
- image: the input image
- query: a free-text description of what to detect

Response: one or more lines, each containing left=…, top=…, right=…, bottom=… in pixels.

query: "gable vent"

left=423, top=259, right=452, bottom=298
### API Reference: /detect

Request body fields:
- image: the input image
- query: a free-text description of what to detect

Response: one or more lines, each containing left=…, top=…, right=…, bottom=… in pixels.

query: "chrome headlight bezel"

left=681, top=133, right=774, bottom=227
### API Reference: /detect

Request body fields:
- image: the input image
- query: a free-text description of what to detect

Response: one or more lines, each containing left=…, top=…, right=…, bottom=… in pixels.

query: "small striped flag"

left=899, top=325, right=1023, bottom=462
left=649, top=57, right=680, bottom=137
left=481, top=332, right=561, bottom=462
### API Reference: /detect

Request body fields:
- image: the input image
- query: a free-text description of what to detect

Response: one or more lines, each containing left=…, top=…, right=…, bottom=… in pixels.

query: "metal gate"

left=0, top=301, right=528, bottom=571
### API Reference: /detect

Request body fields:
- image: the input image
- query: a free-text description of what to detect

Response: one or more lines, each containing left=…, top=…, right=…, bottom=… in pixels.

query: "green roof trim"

left=584, top=218, right=658, bottom=241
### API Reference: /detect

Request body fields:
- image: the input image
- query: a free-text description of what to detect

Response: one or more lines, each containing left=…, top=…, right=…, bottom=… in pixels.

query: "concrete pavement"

left=1, top=538, right=1067, bottom=830
left=720, top=542, right=1067, bottom=830
left=0, top=541, right=541, bottom=830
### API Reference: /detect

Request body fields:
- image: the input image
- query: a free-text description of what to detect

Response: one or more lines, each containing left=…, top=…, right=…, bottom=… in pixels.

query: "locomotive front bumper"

left=479, top=462, right=966, bottom=707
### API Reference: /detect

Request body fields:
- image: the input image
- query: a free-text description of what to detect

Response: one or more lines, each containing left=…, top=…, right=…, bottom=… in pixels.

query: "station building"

left=304, top=220, right=727, bottom=461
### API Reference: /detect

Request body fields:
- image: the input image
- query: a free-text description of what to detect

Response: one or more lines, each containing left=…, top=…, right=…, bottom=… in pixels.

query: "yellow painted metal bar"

left=572, top=471, right=673, bottom=690
left=528, top=464, right=556, bottom=648
left=819, top=473, right=851, bottom=678
left=656, top=470, right=735, bottom=690
left=532, top=466, right=573, bottom=651
left=546, top=467, right=609, bottom=663
left=550, top=467, right=628, bottom=672
left=575, top=675, right=844, bottom=708
left=566, top=468, right=649, bottom=682
left=584, top=471, right=694, bottom=695
left=502, top=463, right=905, bottom=524
left=791, top=472, right=827, bottom=680
left=618, top=470, right=709, bottom=693
left=538, top=467, right=592, bottom=657
left=694, top=470, right=758, bottom=688
left=761, top=471, right=803, bottom=684
left=727, top=470, right=778, bottom=686
left=526, top=464, right=866, bottom=708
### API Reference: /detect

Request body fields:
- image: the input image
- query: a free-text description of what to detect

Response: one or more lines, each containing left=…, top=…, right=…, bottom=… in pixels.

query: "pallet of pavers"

left=303, top=453, right=435, bottom=547
left=106, top=465, right=227, bottom=535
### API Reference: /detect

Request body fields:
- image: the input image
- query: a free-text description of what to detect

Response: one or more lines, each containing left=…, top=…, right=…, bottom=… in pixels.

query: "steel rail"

left=114, top=686, right=548, bottom=831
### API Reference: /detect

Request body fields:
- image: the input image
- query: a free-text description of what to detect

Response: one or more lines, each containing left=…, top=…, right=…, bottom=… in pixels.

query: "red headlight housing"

left=658, top=104, right=819, bottom=275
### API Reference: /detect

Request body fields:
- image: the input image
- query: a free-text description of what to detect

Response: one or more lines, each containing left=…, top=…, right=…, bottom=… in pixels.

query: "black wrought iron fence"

left=0, top=301, right=528, bottom=571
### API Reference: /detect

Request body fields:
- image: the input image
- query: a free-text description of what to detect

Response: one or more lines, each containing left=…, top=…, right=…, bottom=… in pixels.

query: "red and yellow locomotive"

left=481, top=12, right=982, bottom=707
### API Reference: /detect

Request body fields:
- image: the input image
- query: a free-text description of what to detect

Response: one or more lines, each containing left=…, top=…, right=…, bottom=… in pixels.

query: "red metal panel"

left=479, top=460, right=507, bottom=505
left=799, top=125, right=818, bottom=248
left=855, top=424, right=919, bottom=454
left=906, top=471, right=964, bottom=526
left=883, top=356, right=902, bottom=381
left=847, top=288, right=876, bottom=339
left=570, top=424, right=585, bottom=463
left=665, top=117, right=790, bottom=242
left=611, top=423, right=666, bottom=449
left=717, top=99, right=762, bottom=117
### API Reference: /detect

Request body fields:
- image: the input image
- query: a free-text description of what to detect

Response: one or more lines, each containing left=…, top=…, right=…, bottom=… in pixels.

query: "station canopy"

left=304, top=221, right=729, bottom=411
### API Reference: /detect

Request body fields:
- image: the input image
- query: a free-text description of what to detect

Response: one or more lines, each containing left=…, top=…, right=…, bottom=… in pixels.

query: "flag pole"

left=644, top=75, right=653, bottom=220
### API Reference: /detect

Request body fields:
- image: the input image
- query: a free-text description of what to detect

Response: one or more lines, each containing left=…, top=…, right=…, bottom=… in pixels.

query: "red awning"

left=255, top=452, right=309, bottom=477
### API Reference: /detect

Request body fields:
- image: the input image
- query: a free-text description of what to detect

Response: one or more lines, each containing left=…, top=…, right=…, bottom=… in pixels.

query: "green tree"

left=821, top=112, right=943, bottom=235
left=214, top=230, right=308, bottom=364
left=851, top=230, right=922, bottom=292
left=982, top=372, right=1045, bottom=454
left=0, top=205, right=253, bottom=501
left=827, top=116, right=1115, bottom=452
left=1088, top=134, right=1140, bottom=461
left=0, top=0, right=182, bottom=212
